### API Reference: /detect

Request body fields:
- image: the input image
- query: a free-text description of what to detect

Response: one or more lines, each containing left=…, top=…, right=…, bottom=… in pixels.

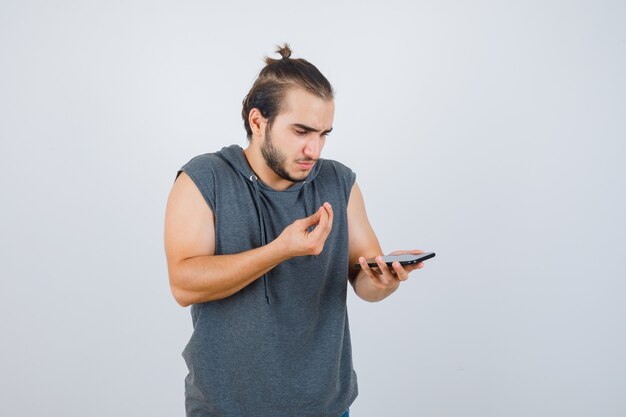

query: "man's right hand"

left=276, top=202, right=334, bottom=257
left=166, top=173, right=335, bottom=305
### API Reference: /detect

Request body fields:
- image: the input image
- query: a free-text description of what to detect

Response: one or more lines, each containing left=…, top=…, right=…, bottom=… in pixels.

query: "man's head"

left=241, top=44, right=334, bottom=140
left=242, top=45, right=335, bottom=187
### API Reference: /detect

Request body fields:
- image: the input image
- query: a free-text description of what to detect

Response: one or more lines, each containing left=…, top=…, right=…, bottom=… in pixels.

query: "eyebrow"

left=293, top=123, right=333, bottom=135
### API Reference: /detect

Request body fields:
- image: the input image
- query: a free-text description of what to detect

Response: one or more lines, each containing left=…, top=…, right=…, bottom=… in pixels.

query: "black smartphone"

left=355, top=252, right=436, bottom=269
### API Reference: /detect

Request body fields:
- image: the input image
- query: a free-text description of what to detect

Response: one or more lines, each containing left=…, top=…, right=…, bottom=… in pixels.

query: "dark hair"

left=241, top=44, right=334, bottom=139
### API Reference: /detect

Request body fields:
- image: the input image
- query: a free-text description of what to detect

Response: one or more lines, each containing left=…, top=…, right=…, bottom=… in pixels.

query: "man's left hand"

left=357, top=249, right=426, bottom=290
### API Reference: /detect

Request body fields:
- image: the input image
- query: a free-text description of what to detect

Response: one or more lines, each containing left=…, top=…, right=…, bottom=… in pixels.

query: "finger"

left=374, top=256, right=396, bottom=285
left=358, top=256, right=375, bottom=275
left=323, top=202, right=334, bottom=226
left=318, top=203, right=331, bottom=229
left=391, top=261, right=410, bottom=281
left=320, top=203, right=333, bottom=236
left=300, top=206, right=324, bottom=228
left=309, top=203, right=333, bottom=240
left=359, top=257, right=400, bottom=290
left=359, top=258, right=388, bottom=287
left=359, top=256, right=382, bottom=274
left=308, top=207, right=329, bottom=238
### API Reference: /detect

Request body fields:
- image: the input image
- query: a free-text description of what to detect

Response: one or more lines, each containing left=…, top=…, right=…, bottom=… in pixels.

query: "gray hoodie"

left=178, top=145, right=358, bottom=417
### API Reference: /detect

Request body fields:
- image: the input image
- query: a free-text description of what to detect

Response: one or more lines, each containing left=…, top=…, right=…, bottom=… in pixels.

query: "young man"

left=164, top=45, right=426, bottom=417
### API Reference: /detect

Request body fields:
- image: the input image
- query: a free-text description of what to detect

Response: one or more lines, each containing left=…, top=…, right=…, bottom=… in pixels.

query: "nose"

left=304, top=137, right=323, bottom=159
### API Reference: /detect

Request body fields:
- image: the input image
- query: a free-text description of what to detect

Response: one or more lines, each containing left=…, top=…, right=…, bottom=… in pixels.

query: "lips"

left=296, top=161, right=315, bottom=170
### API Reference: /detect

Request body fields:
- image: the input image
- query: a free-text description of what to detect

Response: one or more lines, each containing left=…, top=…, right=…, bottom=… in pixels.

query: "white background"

left=1, top=1, right=625, bottom=416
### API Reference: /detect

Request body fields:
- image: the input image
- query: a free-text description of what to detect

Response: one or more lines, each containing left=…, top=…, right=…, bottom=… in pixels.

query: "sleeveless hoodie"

left=178, top=145, right=358, bottom=417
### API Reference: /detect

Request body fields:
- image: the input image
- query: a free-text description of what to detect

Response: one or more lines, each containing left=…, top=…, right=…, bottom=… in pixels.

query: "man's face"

left=260, top=88, right=334, bottom=184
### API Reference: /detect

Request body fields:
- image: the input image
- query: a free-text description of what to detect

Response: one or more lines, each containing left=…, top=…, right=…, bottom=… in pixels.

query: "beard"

left=261, top=126, right=309, bottom=183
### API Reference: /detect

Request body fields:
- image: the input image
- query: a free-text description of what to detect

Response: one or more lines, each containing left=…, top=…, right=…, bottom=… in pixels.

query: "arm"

left=164, top=172, right=334, bottom=306
left=347, top=182, right=424, bottom=302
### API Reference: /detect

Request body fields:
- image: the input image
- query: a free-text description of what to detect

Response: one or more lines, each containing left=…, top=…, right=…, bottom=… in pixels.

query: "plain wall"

left=1, top=0, right=625, bottom=416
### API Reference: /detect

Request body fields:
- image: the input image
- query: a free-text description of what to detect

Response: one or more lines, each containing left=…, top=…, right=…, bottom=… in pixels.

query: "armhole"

left=346, top=169, right=357, bottom=203
left=176, top=168, right=216, bottom=214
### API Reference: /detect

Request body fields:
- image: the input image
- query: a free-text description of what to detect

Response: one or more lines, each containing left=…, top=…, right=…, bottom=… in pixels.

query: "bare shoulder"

left=164, top=171, right=215, bottom=264
left=347, top=182, right=367, bottom=219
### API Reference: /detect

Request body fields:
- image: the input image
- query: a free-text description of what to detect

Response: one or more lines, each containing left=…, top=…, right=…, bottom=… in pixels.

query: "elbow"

left=167, top=264, right=224, bottom=305
left=170, top=284, right=192, bottom=307
left=168, top=272, right=193, bottom=307
left=169, top=274, right=220, bottom=306
left=168, top=262, right=199, bottom=307
left=174, top=291, right=193, bottom=307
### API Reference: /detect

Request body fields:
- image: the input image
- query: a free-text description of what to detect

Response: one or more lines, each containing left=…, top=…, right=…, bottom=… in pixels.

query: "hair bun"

left=276, top=43, right=292, bottom=59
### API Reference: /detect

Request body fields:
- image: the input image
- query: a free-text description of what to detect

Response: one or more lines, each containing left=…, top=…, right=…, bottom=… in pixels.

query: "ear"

left=248, top=108, right=267, bottom=140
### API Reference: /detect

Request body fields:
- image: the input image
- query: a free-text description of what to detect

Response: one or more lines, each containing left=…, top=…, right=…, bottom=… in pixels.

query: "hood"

left=215, top=144, right=323, bottom=191
left=215, top=144, right=323, bottom=304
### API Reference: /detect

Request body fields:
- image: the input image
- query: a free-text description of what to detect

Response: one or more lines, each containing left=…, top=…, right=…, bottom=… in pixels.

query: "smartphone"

left=355, top=252, right=436, bottom=269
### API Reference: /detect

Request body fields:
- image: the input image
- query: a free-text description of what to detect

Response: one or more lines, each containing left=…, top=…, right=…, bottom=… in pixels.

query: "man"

left=164, top=44, right=426, bottom=417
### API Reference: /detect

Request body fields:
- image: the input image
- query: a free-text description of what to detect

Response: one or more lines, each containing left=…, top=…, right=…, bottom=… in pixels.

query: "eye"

left=295, top=129, right=307, bottom=136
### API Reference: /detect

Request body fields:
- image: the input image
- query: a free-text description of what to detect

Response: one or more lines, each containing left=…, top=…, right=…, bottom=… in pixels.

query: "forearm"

left=352, top=270, right=400, bottom=302
left=169, top=239, right=289, bottom=306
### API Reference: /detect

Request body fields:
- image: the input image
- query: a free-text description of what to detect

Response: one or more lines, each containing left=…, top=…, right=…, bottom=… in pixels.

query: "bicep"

left=347, top=182, right=383, bottom=276
left=164, top=172, right=216, bottom=273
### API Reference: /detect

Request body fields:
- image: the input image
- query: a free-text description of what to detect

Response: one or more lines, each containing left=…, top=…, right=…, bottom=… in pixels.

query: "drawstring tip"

left=263, top=275, right=271, bottom=304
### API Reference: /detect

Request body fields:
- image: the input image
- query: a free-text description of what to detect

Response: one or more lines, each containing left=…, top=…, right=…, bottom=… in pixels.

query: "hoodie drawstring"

left=250, top=175, right=271, bottom=304
left=301, top=181, right=311, bottom=218
left=300, top=181, right=319, bottom=234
